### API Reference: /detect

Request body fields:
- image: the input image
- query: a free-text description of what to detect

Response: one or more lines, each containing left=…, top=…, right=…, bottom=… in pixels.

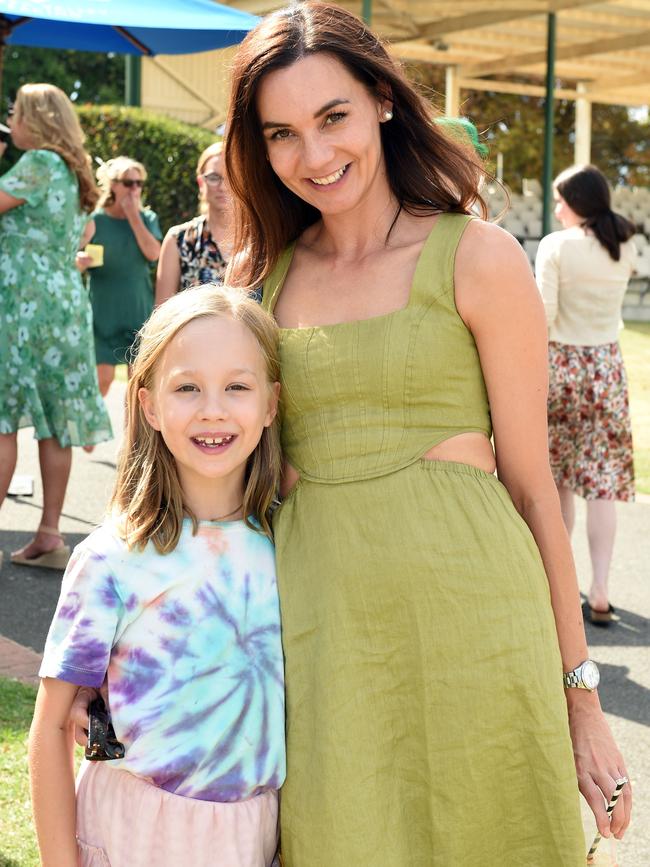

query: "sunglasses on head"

left=120, top=179, right=144, bottom=189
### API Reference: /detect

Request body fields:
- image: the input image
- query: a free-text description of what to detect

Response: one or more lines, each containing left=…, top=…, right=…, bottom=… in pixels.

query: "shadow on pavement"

left=89, top=459, right=117, bottom=470
left=596, top=662, right=650, bottom=727
left=4, top=498, right=97, bottom=529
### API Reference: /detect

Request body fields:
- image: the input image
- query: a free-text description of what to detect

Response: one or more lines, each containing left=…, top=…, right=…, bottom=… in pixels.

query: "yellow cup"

left=84, top=243, right=104, bottom=268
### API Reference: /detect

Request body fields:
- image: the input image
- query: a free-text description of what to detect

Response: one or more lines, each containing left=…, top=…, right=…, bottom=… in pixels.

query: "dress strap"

left=194, top=214, right=207, bottom=257
left=411, top=212, right=475, bottom=306
left=261, top=243, right=296, bottom=314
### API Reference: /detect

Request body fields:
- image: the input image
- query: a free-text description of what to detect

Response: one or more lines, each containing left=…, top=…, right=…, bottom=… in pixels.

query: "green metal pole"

left=362, top=0, right=372, bottom=25
left=542, top=13, right=556, bottom=237
left=125, top=55, right=142, bottom=107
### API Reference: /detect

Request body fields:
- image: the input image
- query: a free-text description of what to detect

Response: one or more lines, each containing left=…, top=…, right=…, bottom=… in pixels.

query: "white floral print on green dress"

left=0, top=150, right=112, bottom=446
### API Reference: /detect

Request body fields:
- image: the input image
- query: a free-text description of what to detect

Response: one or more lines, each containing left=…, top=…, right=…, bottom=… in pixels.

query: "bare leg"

left=83, top=364, right=115, bottom=454
left=0, top=432, right=18, bottom=508
left=586, top=499, right=616, bottom=612
left=96, top=364, right=115, bottom=398
left=557, top=485, right=576, bottom=538
left=12, top=437, right=72, bottom=559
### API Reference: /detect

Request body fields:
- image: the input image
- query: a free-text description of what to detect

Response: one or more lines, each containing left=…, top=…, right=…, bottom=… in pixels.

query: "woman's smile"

left=308, top=163, right=350, bottom=187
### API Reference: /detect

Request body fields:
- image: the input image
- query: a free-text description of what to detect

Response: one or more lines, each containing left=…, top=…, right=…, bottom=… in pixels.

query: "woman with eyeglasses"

left=155, top=142, right=231, bottom=305
left=80, top=156, right=162, bottom=397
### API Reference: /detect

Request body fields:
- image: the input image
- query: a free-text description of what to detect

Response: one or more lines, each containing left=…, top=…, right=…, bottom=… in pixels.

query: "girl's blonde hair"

left=96, top=156, right=147, bottom=209
left=112, top=284, right=281, bottom=554
left=197, top=141, right=224, bottom=214
left=14, top=83, right=99, bottom=213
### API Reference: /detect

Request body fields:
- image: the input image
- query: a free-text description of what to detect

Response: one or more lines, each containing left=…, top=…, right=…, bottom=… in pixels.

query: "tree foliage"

left=77, top=105, right=217, bottom=233
left=406, top=63, right=650, bottom=191
left=2, top=46, right=124, bottom=111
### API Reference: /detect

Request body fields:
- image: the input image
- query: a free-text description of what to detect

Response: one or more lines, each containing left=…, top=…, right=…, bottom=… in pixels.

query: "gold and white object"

left=563, top=659, right=600, bottom=691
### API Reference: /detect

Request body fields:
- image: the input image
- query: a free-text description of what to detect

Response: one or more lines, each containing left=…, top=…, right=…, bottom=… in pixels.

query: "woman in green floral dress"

left=0, top=83, right=112, bottom=571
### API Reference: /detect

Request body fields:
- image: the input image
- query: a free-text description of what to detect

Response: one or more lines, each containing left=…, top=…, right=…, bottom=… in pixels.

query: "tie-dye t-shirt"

left=39, top=518, right=286, bottom=803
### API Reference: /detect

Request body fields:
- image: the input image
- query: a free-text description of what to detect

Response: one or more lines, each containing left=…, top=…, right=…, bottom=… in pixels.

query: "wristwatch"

left=563, top=659, right=600, bottom=691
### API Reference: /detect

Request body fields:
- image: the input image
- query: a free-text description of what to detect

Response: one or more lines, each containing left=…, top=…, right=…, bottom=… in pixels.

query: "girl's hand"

left=567, top=693, right=631, bottom=840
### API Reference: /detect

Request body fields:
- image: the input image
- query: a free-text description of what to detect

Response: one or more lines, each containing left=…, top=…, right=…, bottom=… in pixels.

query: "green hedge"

left=77, top=105, right=218, bottom=234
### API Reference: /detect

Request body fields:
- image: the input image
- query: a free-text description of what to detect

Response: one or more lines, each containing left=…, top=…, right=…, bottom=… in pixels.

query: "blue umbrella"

left=0, top=0, right=258, bottom=55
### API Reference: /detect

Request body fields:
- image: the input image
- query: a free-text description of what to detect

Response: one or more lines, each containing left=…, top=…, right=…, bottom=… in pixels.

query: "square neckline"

left=267, top=213, right=448, bottom=333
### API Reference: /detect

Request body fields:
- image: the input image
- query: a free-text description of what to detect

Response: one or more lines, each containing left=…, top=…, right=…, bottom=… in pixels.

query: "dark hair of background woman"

left=225, top=1, right=488, bottom=288
left=555, top=164, right=635, bottom=262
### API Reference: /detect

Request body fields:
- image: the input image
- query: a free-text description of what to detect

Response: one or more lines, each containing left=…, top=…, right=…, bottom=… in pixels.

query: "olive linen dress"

left=262, top=214, right=584, bottom=866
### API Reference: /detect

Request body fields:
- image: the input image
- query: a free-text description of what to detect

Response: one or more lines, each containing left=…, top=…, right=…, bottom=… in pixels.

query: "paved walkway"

left=1, top=381, right=649, bottom=861
left=0, top=635, right=41, bottom=685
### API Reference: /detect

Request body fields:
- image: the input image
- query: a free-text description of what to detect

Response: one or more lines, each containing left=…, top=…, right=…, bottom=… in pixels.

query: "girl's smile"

left=191, top=432, right=237, bottom=453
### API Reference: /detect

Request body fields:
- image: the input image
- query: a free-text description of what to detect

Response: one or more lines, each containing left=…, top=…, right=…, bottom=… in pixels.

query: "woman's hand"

left=69, top=685, right=100, bottom=747
left=567, top=692, right=631, bottom=840
left=75, top=251, right=93, bottom=273
left=117, top=189, right=161, bottom=261
left=120, top=188, right=140, bottom=219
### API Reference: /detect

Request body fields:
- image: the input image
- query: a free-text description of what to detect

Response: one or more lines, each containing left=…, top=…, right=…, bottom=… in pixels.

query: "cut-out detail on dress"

left=421, top=431, right=496, bottom=475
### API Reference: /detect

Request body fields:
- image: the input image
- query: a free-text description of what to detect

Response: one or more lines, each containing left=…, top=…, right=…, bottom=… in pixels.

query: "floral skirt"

left=547, top=341, right=634, bottom=501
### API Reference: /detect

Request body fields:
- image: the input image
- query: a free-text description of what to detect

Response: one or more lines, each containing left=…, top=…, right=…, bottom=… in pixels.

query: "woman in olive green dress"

left=0, top=84, right=112, bottom=571
left=224, top=4, right=631, bottom=865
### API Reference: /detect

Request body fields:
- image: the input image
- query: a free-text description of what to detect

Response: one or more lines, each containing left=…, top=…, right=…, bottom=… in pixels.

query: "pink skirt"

left=76, top=761, right=279, bottom=867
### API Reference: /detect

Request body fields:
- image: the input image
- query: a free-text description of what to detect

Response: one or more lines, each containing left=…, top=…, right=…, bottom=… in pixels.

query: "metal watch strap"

left=563, top=670, right=584, bottom=689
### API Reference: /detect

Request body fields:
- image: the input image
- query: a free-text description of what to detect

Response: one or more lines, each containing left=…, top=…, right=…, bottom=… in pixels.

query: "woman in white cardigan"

left=536, top=164, right=636, bottom=626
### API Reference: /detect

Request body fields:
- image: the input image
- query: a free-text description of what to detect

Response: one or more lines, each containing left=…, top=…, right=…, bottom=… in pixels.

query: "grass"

left=0, top=679, right=85, bottom=867
left=0, top=679, right=38, bottom=867
left=620, top=321, right=650, bottom=495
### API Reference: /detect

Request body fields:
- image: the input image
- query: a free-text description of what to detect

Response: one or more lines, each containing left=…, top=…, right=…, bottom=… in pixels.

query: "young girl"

left=29, top=285, right=284, bottom=867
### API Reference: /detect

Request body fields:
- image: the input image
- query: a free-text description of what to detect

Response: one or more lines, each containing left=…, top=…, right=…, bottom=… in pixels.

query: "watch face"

left=583, top=660, right=600, bottom=690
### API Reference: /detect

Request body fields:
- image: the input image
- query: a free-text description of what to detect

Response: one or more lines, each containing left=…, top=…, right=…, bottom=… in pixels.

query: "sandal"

left=10, top=525, right=71, bottom=570
left=582, top=599, right=615, bottom=628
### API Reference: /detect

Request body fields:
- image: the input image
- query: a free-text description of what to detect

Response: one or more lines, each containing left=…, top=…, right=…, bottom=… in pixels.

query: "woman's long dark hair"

left=555, top=164, right=634, bottom=261
left=225, top=1, right=487, bottom=289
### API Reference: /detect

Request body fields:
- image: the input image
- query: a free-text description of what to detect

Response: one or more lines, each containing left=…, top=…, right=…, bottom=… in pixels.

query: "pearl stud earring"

left=383, top=110, right=393, bottom=121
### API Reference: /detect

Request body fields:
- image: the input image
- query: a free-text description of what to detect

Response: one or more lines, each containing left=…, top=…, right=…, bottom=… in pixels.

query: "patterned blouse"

left=168, top=214, right=228, bottom=291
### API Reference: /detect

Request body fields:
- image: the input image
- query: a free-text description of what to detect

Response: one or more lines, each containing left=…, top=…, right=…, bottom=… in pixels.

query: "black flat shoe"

left=582, top=599, right=615, bottom=627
